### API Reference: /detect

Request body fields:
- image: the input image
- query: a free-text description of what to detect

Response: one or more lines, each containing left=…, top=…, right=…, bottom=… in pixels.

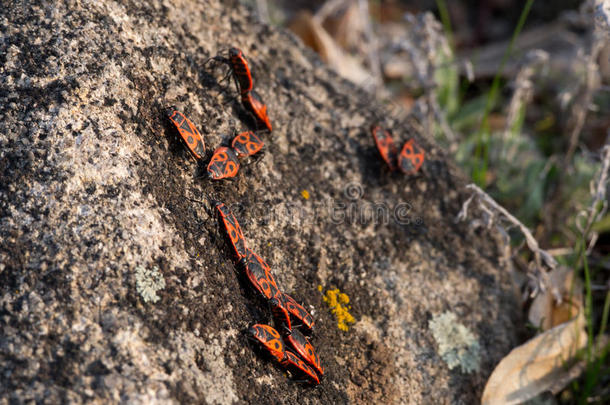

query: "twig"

left=546, top=247, right=574, bottom=256
left=457, top=184, right=560, bottom=301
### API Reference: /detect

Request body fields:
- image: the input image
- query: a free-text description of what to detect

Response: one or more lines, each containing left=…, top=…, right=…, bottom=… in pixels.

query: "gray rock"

left=0, top=0, right=519, bottom=403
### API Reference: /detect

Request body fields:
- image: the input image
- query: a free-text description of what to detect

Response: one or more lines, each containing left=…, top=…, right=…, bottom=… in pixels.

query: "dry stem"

left=457, top=184, right=560, bottom=301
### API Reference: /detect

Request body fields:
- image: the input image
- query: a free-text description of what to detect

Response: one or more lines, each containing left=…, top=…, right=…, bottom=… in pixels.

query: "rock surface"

left=0, top=1, right=520, bottom=403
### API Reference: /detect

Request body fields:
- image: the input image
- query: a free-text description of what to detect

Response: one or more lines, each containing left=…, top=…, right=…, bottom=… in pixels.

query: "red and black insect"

left=166, top=108, right=206, bottom=160
left=239, top=249, right=292, bottom=329
left=283, top=351, right=320, bottom=385
left=283, top=293, right=315, bottom=332
left=241, top=90, right=272, bottom=132
left=227, top=48, right=254, bottom=94
left=207, top=47, right=254, bottom=95
left=371, top=125, right=398, bottom=171
left=207, top=146, right=240, bottom=180
left=248, top=324, right=285, bottom=363
left=398, top=138, right=425, bottom=175
left=231, top=131, right=264, bottom=158
left=216, top=203, right=247, bottom=260
left=283, top=328, right=324, bottom=377
left=269, top=295, right=292, bottom=331
left=239, top=248, right=281, bottom=302
left=248, top=324, right=320, bottom=385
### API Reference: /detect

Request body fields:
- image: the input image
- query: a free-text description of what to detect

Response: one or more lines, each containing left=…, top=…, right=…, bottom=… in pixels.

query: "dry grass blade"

left=576, top=141, right=610, bottom=252
left=357, top=0, right=382, bottom=93
left=503, top=50, right=549, bottom=144
left=457, top=184, right=560, bottom=301
left=564, top=0, right=607, bottom=163
left=399, top=12, right=457, bottom=142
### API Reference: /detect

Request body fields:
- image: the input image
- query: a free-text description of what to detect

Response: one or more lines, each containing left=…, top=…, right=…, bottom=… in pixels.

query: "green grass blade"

left=472, top=0, right=535, bottom=186
left=435, top=0, right=453, bottom=47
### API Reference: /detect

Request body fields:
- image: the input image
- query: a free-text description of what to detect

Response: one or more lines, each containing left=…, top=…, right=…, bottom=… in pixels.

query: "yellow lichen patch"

left=301, top=190, right=310, bottom=200
left=322, top=288, right=355, bottom=331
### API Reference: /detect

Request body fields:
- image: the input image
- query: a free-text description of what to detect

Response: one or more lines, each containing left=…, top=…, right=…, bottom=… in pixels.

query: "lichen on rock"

left=429, top=311, right=481, bottom=374
left=135, top=266, right=166, bottom=304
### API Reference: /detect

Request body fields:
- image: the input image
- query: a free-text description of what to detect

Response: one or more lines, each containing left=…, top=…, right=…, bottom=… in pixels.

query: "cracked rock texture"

left=0, top=0, right=520, bottom=403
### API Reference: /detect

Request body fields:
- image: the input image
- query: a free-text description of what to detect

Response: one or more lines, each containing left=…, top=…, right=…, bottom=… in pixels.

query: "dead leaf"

left=481, top=311, right=587, bottom=405
left=322, top=2, right=362, bottom=51
left=288, top=11, right=373, bottom=85
left=528, top=266, right=582, bottom=331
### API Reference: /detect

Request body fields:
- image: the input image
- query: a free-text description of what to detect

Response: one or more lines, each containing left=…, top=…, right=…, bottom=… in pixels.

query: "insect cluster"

left=164, top=48, right=321, bottom=385
left=216, top=203, right=323, bottom=385
left=166, top=48, right=271, bottom=181
left=371, top=125, right=425, bottom=174
left=162, top=46, right=427, bottom=388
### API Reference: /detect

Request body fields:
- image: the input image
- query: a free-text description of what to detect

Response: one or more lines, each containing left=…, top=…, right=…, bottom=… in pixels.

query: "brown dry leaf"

left=529, top=266, right=583, bottom=331
left=322, top=2, right=362, bottom=51
left=481, top=311, right=587, bottom=405
left=288, top=11, right=373, bottom=85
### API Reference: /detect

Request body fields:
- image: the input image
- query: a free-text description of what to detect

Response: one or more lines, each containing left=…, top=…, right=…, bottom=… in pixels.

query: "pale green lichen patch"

left=429, top=311, right=480, bottom=374
left=135, top=266, right=166, bottom=303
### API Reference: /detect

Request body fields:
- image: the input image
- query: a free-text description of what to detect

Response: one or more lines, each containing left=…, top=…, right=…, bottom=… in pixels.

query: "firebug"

left=231, top=131, right=264, bottom=158
left=284, top=328, right=324, bottom=377
left=248, top=324, right=320, bottom=385
left=238, top=248, right=281, bottom=302
left=241, top=90, right=272, bottom=132
left=227, top=47, right=254, bottom=95
left=207, top=146, right=240, bottom=180
left=248, top=324, right=285, bottom=363
left=283, top=351, right=320, bottom=385
left=398, top=139, right=425, bottom=175
left=283, top=293, right=315, bottom=332
left=166, top=107, right=206, bottom=161
left=371, top=125, right=398, bottom=171
left=207, top=47, right=254, bottom=95
left=215, top=203, right=247, bottom=260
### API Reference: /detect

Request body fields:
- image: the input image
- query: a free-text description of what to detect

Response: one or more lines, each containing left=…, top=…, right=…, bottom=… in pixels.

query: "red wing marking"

left=248, top=324, right=285, bottom=362
left=282, top=351, right=320, bottom=384
left=283, top=293, right=315, bottom=331
left=167, top=110, right=206, bottom=160
left=231, top=131, right=264, bottom=157
left=207, top=147, right=240, bottom=180
left=371, top=126, right=398, bottom=171
left=243, top=248, right=280, bottom=300
left=285, top=329, right=323, bottom=376
left=216, top=203, right=247, bottom=259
